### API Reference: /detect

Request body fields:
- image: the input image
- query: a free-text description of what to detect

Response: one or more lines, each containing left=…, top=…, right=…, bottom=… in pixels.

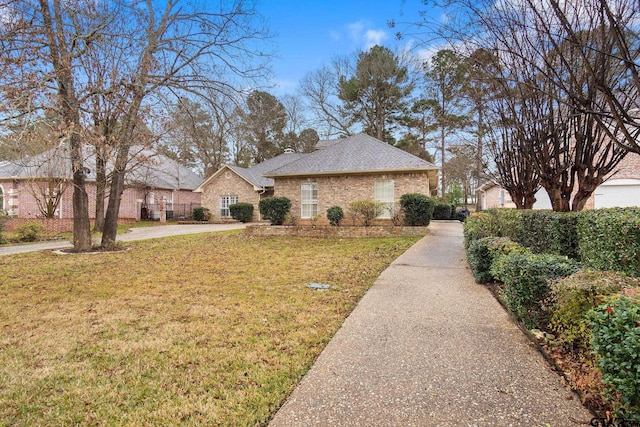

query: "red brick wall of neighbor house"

left=199, top=171, right=262, bottom=221
left=0, top=179, right=200, bottom=220
left=273, top=172, right=432, bottom=223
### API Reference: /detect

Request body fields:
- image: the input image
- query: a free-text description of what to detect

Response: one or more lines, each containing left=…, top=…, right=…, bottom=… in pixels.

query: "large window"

left=301, top=182, right=318, bottom=218
left=374, top=180, right=394, bottom=218
left=220, top=195, right=238, bottom=218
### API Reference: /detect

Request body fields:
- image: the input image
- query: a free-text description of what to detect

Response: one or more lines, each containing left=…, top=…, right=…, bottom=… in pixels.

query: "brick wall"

left=3, top=217, right=136, bottom=233
left=0, top=179, right=201, bottom=220
left=273, top=172, right=432, bottom=221
left=199, top=169, right=263, bottom=222
left=614, top=152, right=640, bottom=180
left=245, top=224, right=429, bottom=238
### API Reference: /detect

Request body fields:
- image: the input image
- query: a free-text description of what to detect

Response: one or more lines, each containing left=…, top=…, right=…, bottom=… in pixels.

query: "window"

left=220, top=195, right=238, bottom=218
left=301, top=183, right=318, bottom=218
left=374, top=180, right=394, bottom=218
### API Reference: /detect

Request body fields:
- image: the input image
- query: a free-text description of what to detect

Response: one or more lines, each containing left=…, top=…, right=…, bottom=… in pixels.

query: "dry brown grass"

left=0, top=230, right=420, bottom=426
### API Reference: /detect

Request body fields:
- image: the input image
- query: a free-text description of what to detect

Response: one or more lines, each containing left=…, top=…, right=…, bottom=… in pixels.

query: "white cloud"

left=336, top=20, right=389, bottom=50
left=364, top=29, right=387, bottom=48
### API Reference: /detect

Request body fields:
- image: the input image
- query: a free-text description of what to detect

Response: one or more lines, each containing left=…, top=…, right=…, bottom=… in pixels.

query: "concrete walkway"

left=269, top=222, right=593, bottom=427
left=0, top=223, right=246, bottom=256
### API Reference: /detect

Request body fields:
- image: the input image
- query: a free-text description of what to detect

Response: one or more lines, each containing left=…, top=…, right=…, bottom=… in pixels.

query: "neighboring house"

left=196, top=133, right=439, bottom=223
left=478, top=152, right=640, bottom=210
left=0, top=144, right=203, bottom=220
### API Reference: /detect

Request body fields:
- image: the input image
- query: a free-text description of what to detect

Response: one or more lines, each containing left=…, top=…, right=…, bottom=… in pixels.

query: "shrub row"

left=254, top=193, right=462, bottom=227
left=464, top=208, right=640, bottom=276
left=464, top=209, right=640, bottom=419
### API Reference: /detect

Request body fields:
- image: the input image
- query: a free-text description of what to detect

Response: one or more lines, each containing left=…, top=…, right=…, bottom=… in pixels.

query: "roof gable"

left=264, top=133, right=438, bottom=177
left=196, top=152, right=305, bottom=192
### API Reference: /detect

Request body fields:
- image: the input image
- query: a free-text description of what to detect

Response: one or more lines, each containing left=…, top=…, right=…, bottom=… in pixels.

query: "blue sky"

left=256, top=0, right=444, bottom=96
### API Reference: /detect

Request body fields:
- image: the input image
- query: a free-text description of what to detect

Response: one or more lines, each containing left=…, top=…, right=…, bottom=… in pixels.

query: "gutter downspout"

left=257, top=186, right=266, bottom=221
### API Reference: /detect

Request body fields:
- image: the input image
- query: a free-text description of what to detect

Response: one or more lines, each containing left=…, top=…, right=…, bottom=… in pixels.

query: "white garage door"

left=593, top=179, right=640, bottom=208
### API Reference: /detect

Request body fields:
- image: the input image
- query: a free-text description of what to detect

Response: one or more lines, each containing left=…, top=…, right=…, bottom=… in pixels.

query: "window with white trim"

left=374, top=180, right=394, bottom=218
left=220, top=195, right=238, bottom=218
left=301, top=182, right=318, bottom=218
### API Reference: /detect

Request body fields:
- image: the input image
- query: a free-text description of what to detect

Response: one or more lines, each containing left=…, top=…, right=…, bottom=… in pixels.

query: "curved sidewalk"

left=269, top=222, right=593, bottom=427
left=0, top=223, right=246, bottom=256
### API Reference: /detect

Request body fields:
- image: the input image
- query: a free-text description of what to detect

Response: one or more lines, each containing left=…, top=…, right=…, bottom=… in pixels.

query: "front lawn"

left=0, top=231, right=419, bottom=426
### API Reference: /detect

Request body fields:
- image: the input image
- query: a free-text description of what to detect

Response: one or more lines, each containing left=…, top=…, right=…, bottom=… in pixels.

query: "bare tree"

left=541, top=0, right=640, bottom=154
left=0, top=0, right=107, bottom=250
left=428, top=0, right=631, bottom=211
left=299, top=58, right=355, bottom=138
left=0, top=0, right=271, bottom=249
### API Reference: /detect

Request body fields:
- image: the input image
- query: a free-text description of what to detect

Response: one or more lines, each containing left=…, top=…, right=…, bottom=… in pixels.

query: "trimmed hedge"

left=400, top=193, right=434, bottom=226
left=229, top=203, right=254, bottom=223
left=517, top=210, right=579, bottom=258
left=491, top=251, right=580, bottom=328
left=432, top=202, right=452, bottom=220
left=577, top=208, right=640, bottom=277
left=467, top=237, right=526, bottom=284
left=258, top=197, right=291, bottom=225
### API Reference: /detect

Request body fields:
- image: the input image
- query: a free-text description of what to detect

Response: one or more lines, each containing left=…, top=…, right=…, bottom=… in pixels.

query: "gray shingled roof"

left=218, top=152, right=305, bottom=189
left=265, top=133, right=438, bottom=177
left=0, top=145, right=204, bottom=190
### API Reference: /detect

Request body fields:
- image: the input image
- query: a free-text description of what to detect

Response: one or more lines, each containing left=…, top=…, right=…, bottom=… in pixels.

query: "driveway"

left=0, top=223, right=247, bottom=256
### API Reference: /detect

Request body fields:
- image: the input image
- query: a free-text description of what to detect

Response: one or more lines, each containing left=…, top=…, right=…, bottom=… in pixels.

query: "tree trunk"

left=93, top=146, right=107, bottom=232
left=100, top=144, right=130, bottom=247
left=71, top=136, right=93, bottom=251
left=39, top=0, right=92, bottom=251
left=475, top=107, right=484, bottom=211
left=440, top=126, right=446, bottom=199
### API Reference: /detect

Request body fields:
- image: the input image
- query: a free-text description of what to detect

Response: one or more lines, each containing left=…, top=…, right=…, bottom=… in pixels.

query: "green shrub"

left=16, top=221, right=45, bottom=242
left=229, top=203, right=254, bottom=223
left=258, top=197, right=291, bottom=225
left=192, top=207, right=211, bottom=222
left=549, top=270, right=639, bottom=352
left=491, top=251, right=580, bottom=328
left=432, top=202, right=452, bottom=220
left=517, top=211, right=579, bottom=258
left=326, top=206, right=344, bottom=226
left=467, top=237, right=526, bottom=284
left=399, top=193, right=434, bottom=226
left=463, top=209, right=513, bottom=249
left=347, top=200, right=385, bottom=226
left=450, top=204, right=456, bottom=220
left=578, top=208, right=640, bottom=277
left=588, top=296, right=640, bottom=420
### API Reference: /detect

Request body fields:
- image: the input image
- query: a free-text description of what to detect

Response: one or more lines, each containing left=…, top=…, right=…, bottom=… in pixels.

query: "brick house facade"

left=0, top=145, right=203, bottom=222
left=197, top=134, right=439, bottom=223
left=273, top=172, right=432, bottom=224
